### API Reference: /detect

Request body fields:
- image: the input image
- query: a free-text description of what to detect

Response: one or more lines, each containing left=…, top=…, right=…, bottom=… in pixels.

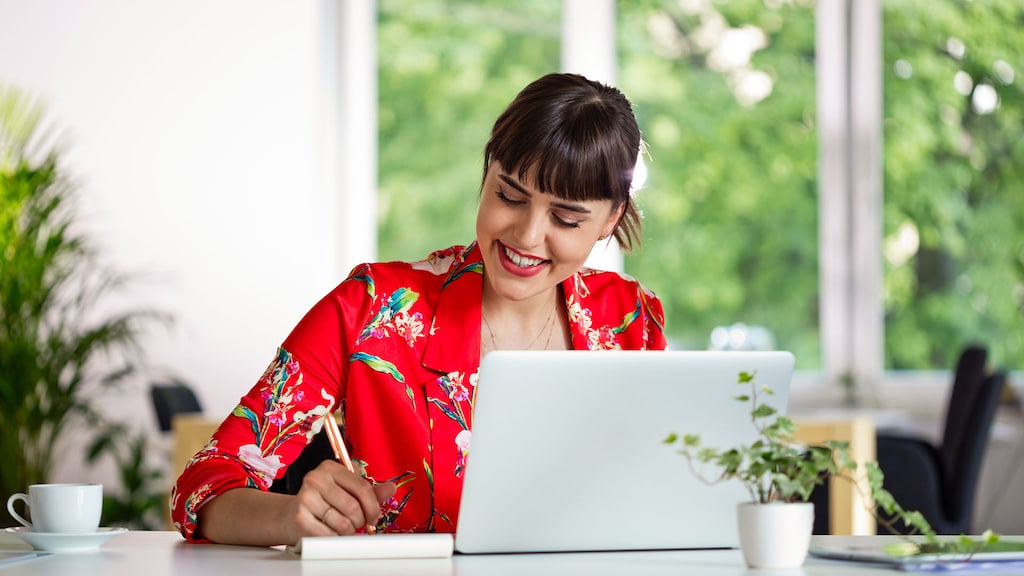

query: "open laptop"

left=454, top=350, right=795, bottom=554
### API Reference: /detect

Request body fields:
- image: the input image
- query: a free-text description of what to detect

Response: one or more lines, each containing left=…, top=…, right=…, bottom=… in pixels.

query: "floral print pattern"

left=171, top=243, right=666, bottom=541
left=429, top=371, right=476, bottom=478
left=231, top=349, right=334, bottom=487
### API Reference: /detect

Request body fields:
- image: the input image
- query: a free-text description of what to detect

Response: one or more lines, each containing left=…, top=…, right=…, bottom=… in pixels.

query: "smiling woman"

left=170, top=72, right=668, bottom=548
left=473, top=73, right=644, bottom=350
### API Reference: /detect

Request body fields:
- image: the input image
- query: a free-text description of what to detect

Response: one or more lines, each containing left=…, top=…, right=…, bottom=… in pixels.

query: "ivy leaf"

left=664, top=368, right=995, bottom=556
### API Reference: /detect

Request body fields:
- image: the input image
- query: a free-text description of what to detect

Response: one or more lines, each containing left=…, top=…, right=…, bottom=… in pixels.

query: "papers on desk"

left=900, top=560, right=1024, bottom=573
left=287, top=533, right=454, bottom=560
left=810, top=539, right=1024, bottom=573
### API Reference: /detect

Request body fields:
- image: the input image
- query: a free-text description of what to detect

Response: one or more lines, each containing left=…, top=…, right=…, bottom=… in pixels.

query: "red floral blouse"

left=170, top=243, right=667, bottom=542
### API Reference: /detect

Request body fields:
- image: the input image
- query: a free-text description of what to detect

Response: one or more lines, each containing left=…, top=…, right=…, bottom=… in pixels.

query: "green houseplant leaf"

left=1, top=85, right=169, bottom=528
left=663, top=370, right=1001, bottom=559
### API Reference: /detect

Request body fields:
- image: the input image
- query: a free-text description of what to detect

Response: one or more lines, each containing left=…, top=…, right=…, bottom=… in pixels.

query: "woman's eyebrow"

left=498, top=173, right=592, bottom=214
left=499, top=173, right=531, bottom=195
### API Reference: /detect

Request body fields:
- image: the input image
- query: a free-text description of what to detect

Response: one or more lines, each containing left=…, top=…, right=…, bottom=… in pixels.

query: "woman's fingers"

left=296, top=460, right=387, bottom=536
left=374, top=481, right=397, bottom=504
left=326, top=463, right=382, bottom=529
left=293, top=483, right=344, bottom=538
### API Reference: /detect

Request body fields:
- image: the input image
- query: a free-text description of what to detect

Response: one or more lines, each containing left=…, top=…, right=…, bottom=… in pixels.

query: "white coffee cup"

left=6, top=483, right=103, bottom=534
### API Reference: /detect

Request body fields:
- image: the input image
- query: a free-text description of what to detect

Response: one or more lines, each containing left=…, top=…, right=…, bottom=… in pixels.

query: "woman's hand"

left=195, top=462, right=396, bottom=547
left=291, top=459, right=397, bottom=539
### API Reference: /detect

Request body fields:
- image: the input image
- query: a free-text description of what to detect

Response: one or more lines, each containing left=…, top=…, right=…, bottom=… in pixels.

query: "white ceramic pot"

left=736, top=501, right=814, bottom=569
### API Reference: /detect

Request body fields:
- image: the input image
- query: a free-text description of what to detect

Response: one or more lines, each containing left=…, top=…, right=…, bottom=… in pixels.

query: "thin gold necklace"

left=482, top=303, right=556, bottom=351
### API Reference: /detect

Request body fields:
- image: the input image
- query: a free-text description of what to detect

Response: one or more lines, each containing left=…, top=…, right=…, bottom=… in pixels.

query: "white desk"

left=0, top=530, right=977, bottom=575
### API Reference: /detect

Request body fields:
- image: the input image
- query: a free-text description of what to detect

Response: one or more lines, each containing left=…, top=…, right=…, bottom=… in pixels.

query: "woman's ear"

left=602, top=203, right=626, bottom=239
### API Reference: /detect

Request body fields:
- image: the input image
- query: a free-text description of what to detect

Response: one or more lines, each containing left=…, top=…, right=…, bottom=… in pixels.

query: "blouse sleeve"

left=169, top=265, right=374, bottom=542
left=641, top=285, right=669, bottom=351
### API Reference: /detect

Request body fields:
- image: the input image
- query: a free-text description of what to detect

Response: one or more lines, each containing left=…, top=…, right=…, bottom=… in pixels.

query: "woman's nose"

left=514, top=210, right=546, bottom=248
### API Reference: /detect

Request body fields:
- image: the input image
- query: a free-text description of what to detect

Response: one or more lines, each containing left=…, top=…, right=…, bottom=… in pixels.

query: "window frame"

left=340, top=0, right=890, bottom=388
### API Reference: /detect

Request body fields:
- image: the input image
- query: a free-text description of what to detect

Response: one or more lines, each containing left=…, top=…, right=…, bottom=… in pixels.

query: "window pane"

left=377, top=1, right=561, bottom=262
left=619, top=1, right=820, bottom=368
left=882, top=0, right=1024, bottom=369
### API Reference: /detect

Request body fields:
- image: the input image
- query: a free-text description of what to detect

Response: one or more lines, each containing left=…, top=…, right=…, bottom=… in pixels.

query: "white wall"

left=0, top=0, right=344, bottom=485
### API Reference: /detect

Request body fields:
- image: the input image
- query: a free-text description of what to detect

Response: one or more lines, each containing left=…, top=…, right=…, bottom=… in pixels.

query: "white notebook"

left=287, top=533, right=453, bottom=560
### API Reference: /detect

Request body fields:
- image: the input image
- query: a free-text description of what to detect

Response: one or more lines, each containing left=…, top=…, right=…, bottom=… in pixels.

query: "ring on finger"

left=321, top=507, right=334, bottom=524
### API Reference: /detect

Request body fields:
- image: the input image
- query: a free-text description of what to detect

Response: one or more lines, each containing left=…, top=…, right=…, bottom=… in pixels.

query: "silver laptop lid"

left=454, top=350, right=795, bottom=554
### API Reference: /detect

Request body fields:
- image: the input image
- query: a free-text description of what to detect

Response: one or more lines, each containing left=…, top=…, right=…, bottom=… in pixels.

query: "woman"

left=171, top=72, right=667, bottom=546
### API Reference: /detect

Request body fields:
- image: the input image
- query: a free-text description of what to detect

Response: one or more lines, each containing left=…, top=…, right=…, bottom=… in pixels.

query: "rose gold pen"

left=323, top=414, right=377, bottom=534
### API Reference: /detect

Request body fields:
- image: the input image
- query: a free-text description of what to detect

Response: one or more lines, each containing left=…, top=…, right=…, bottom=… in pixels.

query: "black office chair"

left=269, top=424, right=337, bottom=494
left=810, top=345, right=1006, bottom=535
left=150, top=381, right=203, bottom=432
left=874, top=345, right=1005, bottom=535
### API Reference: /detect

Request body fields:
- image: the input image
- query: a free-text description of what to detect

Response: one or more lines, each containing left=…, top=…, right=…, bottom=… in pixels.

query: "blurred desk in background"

left=172, top=414, right=221, bottom=480
left=792, top=414, right=877, bottom=535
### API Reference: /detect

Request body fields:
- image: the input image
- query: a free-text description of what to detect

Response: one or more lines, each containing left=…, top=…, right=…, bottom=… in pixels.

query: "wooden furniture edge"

left=793, top=416, right=877, bottom=535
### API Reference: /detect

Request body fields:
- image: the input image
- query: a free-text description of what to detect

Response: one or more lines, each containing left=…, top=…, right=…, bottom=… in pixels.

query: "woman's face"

left=476, top=162, right=622, bottom=304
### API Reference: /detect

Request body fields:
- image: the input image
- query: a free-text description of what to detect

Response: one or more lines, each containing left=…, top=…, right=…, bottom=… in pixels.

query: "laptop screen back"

left=454, top=350, right=795, bottom=554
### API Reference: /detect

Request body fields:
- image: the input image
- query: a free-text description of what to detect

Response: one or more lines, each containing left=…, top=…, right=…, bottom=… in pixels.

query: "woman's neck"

left=480, top=284, right=565, bottom=352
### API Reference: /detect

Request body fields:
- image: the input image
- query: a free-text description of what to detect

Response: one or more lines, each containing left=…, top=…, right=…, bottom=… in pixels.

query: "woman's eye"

left=495, top=187, right=581, bottom=228
left=496, top=189, right=524, bottom=205
left=554, top=215, right=581, bottom=229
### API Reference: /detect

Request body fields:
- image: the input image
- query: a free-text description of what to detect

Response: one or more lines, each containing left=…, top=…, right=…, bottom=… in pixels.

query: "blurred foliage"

left=619, top=0, right=820, bottom=362
left=377, top=0, right=560, bottom=261
left=87, top=423, right=167, bottom=530
left=0, top=85, right=168, bottom=528
left=378, top=0, right=1023, bottom=371
left=880, top=0, right=1024, bottom=369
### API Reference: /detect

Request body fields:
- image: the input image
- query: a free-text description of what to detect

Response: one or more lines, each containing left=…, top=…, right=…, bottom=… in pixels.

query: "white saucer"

left=4, top=526, right=128, bottom=552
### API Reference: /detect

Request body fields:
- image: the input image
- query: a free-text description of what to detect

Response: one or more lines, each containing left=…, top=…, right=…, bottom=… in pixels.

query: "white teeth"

left=504, top=246, right=544, bottom=267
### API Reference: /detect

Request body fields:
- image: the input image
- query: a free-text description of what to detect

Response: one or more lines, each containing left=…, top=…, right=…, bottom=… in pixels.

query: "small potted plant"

left=663, top=370, right=998, bottom=569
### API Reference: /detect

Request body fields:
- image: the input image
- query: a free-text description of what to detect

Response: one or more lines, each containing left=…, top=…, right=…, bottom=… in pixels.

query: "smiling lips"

left=499, top=242, right=549, bottom=277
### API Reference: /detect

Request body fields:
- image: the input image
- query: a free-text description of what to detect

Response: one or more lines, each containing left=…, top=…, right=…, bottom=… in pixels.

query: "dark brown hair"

left=483, top=73, right=644, bottom=251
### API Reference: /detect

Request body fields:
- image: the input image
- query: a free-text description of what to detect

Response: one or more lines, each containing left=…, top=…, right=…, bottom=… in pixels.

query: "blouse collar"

left=420, top=242, right=590, bottom=374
